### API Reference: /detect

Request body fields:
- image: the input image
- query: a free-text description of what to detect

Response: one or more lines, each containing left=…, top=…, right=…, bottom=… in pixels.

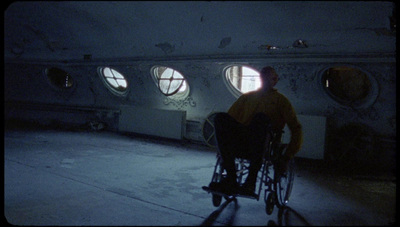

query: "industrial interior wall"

left=4, top=56, right=396, bottom=165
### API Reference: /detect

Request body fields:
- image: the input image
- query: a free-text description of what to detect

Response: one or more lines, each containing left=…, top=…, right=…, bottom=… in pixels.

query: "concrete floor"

left=4, top=128, right=396, bottom=226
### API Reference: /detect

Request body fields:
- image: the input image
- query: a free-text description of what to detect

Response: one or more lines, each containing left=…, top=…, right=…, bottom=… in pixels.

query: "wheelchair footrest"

left=202, top=186, right=235, bottom=199
left=236, top=193, right=259, bottom=200
left=202, top=186, right=258, bottom=200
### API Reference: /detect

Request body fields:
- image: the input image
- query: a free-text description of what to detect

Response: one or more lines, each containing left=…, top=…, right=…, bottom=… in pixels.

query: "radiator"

left=118, top=105, right=186, bottom=140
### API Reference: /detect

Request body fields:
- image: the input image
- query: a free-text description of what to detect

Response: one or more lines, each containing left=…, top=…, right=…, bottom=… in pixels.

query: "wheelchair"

left=204, top=130, right=295, bottom=215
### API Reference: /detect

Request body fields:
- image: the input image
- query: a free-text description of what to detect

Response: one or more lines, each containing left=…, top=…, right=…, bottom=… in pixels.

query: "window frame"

left=44, top=67, right=74, bottom=90
left=97, top=66, right=129, bottom=97
left=223, top=64, right=261, bottom=98
left=151, top=65, right=190, bottom=99
left=319, top=65, right=379, bottom=108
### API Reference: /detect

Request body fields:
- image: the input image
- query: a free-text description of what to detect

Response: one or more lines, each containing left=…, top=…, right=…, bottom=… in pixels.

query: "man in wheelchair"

left=211, top=66, right=303, bottom=196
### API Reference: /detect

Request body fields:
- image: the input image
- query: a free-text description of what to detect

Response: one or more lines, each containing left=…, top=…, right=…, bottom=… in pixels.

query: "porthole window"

left=151, top=66, right=189, bottom=98
left=321, top=66, right=377, bottom=107
left=98, top=67, right=128, bottom=96
left=45, top=67, right=74, bottom=89
left=224, top=65, right=261, bottom=97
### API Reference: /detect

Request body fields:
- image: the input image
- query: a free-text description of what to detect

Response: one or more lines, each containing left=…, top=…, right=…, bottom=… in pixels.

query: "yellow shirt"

left=227, top=88, right=303, bottom=159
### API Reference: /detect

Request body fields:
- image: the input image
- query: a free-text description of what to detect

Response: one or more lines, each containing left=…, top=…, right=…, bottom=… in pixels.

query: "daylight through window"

left=225, top=65, right=261, bottom=94
left=152, top=66, right=189, bottom=97
left=98, top=67, right=128, bottom=96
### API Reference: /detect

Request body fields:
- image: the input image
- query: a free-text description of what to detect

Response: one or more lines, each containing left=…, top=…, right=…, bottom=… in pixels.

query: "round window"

left=224, top=65, right=261, bottom=97
left=321, top=66, right=377, bottom=107
left=45, top=67, right=74, bottom=89
left=98, top=67, right=128, bottom=96
left=151, top=66, right=189, bottom=98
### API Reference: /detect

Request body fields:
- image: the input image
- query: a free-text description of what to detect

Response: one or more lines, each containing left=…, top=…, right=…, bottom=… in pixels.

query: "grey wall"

left=4, top=2, right=395, bottom=60
left=4, top=2, right=396, bottom=167
left=4, top=56, right=396, bottom=154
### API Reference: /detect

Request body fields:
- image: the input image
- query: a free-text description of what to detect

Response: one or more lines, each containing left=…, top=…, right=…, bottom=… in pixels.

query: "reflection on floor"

left=4, top=128, right=396, bottom=226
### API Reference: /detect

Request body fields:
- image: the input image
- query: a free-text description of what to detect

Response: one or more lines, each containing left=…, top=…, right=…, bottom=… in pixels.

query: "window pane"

left=180, top=80, right=187, bottom=91
left=225, top=65, right=260, bottom=94
left=46, top=67, right=74, bottom=89
left=103, top=67, right=113, bottom=77
left=111, top=69, right=125, bottom=79
left=169, top=79, right=184, bottom=92
left=106, top=78, right=119, bottom=88
left=322, top=66, right=371, bottom=104
left=98, top=67, right=128, bottom=96
left=153, top=66, right=188, bottom=96
left=160, top=68, right=173, bottom=79
left=116, top=79, right=127, bottom=88
left=242, top=67, right=258, bottom=75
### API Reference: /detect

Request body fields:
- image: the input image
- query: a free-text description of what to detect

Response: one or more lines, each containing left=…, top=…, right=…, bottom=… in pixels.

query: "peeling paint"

left=293, top=39, right=308, bottom=48
left=218, top=37, right=231, bottom=49
left=155, top=42, right=175, bottom=54
left=202, top=78, right=211, bottom=89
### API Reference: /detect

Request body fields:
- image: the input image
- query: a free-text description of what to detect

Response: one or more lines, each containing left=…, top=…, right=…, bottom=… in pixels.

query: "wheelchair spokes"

left=275, top=158, right=295, bottom=207
left=203, top=131, right=295, bottom=215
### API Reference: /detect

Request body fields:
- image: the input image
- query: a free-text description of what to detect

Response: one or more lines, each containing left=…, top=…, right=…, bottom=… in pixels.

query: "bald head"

left=260, top=66, right=279, bottom=91
left=260, top=66, right=276, bottom=78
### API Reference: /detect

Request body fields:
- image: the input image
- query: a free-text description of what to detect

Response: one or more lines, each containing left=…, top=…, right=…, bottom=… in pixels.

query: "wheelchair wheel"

left=265, top=191, right=275, bottom=215
left=212, top=193, right=222, bottom=207
left=210, top=156, right=225, bottom=207
left=275, top=158, right=295, bottom=208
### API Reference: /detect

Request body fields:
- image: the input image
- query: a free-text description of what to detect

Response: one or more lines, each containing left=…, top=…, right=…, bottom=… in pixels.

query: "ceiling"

left=4, top=1, right=396, bottom=61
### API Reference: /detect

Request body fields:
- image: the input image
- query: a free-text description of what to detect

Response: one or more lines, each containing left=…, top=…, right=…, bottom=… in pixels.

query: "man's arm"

left=227, top=95, right=246, bottom=123
left=280, top=96, right=303, bottom=160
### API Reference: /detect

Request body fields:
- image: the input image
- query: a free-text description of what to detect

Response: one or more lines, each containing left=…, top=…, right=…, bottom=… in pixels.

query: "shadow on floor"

left=200, top=198, right=311, bottom=226
left=200, top=198, right=239, bottom=226
left=274, top=206, right=311, bottom=226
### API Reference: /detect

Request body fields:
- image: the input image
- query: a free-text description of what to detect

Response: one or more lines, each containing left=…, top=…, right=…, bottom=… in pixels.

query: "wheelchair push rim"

left=274, top=158, right=295, bottom=207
